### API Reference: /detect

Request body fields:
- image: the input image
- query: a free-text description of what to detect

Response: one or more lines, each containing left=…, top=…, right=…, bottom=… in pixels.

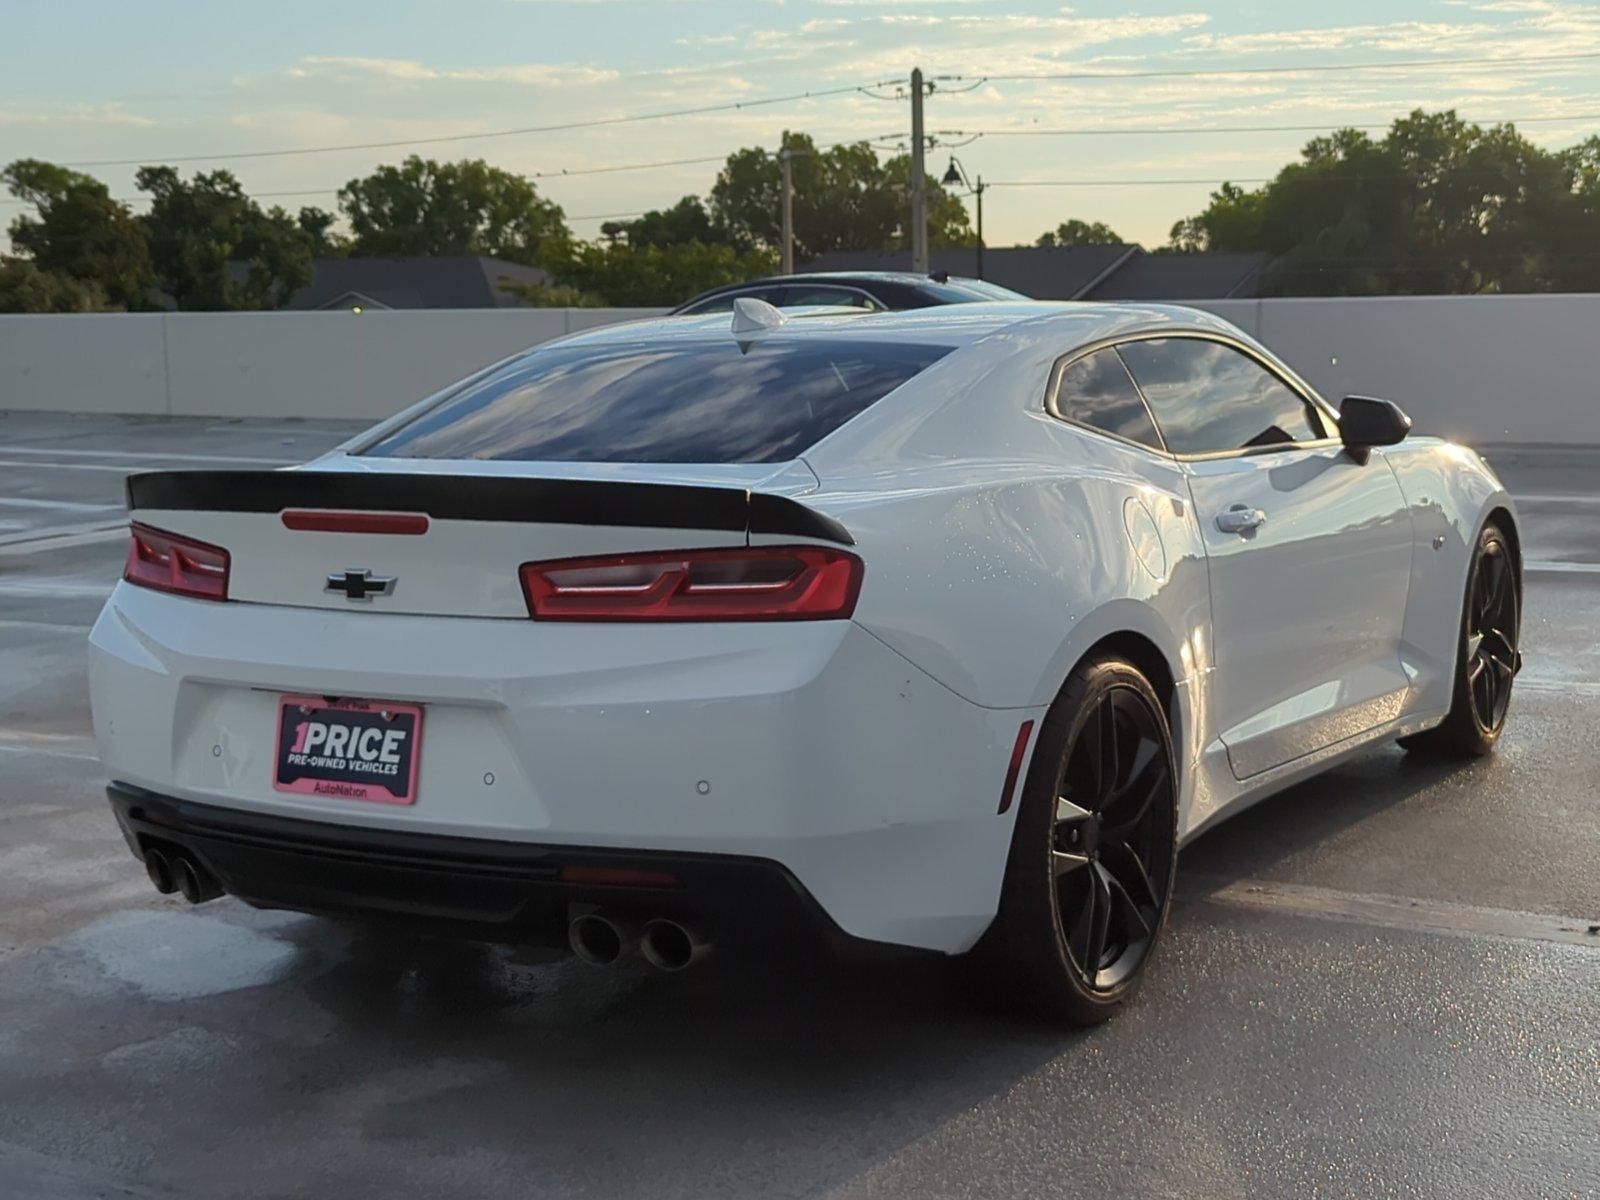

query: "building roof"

left=800, top=246, right=1140, bottom=301
left=286, top=256, right=552, bottom=310
left=1079, top=250, right=1271, bottom=300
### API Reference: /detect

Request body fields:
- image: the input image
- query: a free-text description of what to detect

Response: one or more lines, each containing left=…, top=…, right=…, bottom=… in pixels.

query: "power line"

left=963, top=111, right=1600, bottom=138
left=934, top=49, right=1600, bottom=85
left=58, top=79, right=900, bottom=169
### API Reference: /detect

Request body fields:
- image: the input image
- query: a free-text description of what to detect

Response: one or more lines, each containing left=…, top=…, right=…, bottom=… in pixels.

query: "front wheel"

left=1403, top=520, right=1521, bottom=758
left=978, top=654, right=1178, bottom=1025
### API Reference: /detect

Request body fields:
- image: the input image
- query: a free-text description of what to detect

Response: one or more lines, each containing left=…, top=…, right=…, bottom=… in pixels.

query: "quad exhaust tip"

left=143, top=845, right=223, bottom=905
left=639, top=918, right=708, bottom=972
left=568, top=913, right=710, bottom=971
left=568, top=913, right=637, bottom=966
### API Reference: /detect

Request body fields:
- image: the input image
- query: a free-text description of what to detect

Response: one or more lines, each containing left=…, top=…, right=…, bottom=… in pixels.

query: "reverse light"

left=124, top=522, right=231, bottom=601
left=520, top=545, right=863, bottom=622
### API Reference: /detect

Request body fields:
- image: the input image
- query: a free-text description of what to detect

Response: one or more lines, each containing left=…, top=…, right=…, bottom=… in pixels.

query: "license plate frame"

left=272, top=694, right=423, bottom=805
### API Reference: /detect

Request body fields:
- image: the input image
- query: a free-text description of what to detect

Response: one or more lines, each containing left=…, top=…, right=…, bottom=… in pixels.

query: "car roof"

left=692, top=271, right=988, bottom=293
left=550, top=300, right=1247, bottom=354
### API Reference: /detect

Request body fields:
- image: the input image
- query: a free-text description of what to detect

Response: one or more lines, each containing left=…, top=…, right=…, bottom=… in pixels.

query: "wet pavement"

left=0, top=412, right=1596, bottom=1200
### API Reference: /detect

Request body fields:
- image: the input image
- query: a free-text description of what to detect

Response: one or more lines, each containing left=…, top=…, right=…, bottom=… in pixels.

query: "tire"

left=1403, top=521, right=1520, bottom=759
left=976, top=654, right=1179, bottom=1026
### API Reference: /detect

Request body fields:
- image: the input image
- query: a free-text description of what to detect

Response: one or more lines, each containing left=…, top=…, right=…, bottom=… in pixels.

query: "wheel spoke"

left=1104, top=869, right=1153, bottom=944
left=1093, top=699, right=1120, bottom=800
left=1080, top=865, right=1113, bottom=974
left=1484, top=628, right=1516, bottom=673
left=1055, top=796, right=1093, bottom=825
left=1101, top=747, right=1166, bottom=837
left=1052, top=849, right=1090, bottom=877
left=1102, top=840, right=1161, bottom=911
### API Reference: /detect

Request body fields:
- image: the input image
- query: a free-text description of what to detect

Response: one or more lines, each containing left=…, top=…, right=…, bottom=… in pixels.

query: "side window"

left=681, top=286, right=783, bottom=315
left=1049, top=348, right=1164, bottom=451
left=780, top=284, right=879, bottom=310
left=1116, top=338, right=1325, bottom=455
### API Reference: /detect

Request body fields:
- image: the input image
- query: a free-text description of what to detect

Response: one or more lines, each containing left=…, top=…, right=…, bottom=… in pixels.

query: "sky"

left=2, top=0, right=1599, bottom=250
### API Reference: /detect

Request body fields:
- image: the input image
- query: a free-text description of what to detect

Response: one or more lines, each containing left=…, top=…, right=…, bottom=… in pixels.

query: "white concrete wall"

left=1194, top=294, right=1600, bottom=445
left=1, top=296, right=1597, bottom=443
left=0, top=308, right=665, bottom=422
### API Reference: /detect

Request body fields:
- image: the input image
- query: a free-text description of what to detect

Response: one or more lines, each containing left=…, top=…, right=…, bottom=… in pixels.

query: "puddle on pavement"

left=66, top=908, right=303, bottom=1000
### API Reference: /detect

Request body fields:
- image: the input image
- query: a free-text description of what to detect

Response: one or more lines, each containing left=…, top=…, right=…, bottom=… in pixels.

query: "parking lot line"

left=0, top=619, right=94, bottom=635
left=0, top=446, right=296, bottom=466
left=0, top=498, right=121, bottom=514
left=1525, top=560, right=1600, bottom=575
left=0, top=459, right=150, bottom=475
left=1186, top=876, right=1600, bottom=949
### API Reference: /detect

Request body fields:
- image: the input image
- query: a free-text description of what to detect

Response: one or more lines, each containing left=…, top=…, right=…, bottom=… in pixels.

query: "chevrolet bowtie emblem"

left=325, top=569, right=396, bottom=601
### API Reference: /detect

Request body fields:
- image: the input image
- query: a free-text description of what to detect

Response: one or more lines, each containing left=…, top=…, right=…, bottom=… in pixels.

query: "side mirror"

left=1339, top=396, right=1412, bottom=463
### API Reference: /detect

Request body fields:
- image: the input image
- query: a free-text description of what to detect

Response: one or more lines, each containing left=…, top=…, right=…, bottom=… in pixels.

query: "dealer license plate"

left=272, top=695, right=423, bottom=805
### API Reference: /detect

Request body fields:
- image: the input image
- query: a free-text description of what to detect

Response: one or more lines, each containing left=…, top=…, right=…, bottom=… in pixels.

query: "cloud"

left=288, top=56, right=621, bottom=88
left=0, top=103, right=157, bottom=129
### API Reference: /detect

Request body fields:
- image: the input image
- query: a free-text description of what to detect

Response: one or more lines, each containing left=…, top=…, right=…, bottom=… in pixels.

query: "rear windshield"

left=360, top=338, right=953, bottom=464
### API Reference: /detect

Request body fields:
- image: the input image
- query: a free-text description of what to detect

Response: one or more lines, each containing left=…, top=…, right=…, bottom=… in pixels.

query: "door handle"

left=1215, top=505, right=1267, bottom=534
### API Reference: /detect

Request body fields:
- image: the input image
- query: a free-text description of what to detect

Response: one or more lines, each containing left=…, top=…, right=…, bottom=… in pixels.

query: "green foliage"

left=0, top=257, right=114, bottom=313
left=338, top=156, right=569, bottom=264
left=297, top=206, right=348, bottom=257
left=495, top=278, right=607, bottom=308
left=1036, top=219, right=1124, bottom=247
left=709, top=132, right=971, bottom=260
left=1166, top=110, right=1600, bottom=295
left=602, top=196, right=720, bottom=248
left=135, top=166, right=314, bottom=310
left=2, top=158, right=154, bottom=309
left=543, top=239, right=778, bottom=307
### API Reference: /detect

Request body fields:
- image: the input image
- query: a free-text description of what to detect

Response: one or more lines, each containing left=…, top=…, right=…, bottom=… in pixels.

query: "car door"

left=1117, top=335, right=1414, bottom=779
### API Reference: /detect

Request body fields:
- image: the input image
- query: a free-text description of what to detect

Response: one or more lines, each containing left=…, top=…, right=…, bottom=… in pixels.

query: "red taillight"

left=998, top=720, right=1035, bottom=815
left=282, top=510, right=429, bottom=536
left=520, top=546, right=863, bottom=622
left=124, top=523, right=230, bottom=601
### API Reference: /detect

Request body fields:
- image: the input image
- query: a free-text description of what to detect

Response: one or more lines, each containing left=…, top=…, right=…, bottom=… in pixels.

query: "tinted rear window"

left=360, top=338, right=954, bottom=464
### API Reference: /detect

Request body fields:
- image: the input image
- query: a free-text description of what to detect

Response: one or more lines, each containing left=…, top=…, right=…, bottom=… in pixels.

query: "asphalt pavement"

left=0, top=411, right=1595, bottom=1200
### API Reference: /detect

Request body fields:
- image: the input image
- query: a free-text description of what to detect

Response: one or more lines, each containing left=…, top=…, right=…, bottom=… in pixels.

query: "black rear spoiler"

left=124, top=470, right=854, bottom=547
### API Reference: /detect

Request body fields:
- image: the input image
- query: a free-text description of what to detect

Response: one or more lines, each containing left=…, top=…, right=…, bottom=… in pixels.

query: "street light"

left=941, top=156, right=986, bottom=281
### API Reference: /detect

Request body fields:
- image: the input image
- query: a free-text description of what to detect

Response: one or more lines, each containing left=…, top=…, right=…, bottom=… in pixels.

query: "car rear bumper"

left=89, top=583, right=1041, bottom=953
left=109, top=783, right=877, bottom=954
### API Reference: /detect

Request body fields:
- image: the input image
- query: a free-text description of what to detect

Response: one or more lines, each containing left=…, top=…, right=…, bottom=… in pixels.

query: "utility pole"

left=779, top=147, right=795, bottom=274
left=909, top=67, right=928, bottom=274
left=975, top=174, right=985, bottom=281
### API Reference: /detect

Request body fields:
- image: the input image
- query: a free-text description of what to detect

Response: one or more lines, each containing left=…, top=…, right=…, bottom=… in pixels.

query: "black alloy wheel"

left=1464, top=535, right=1519, bottom=735
left=980, top=655, right=1178, bottom=1025
left=1051, top=686, right=1173, bottom=990
left=1404, top=520, right=1521, bottom=758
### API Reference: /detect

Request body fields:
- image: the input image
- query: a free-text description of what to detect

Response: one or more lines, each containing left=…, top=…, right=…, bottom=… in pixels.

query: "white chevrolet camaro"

left=90, top=300, right=1522, bottom=1024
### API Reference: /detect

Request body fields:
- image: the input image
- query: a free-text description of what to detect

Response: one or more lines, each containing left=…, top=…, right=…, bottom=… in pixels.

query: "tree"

left=2, top=158, right=154, bottom=309
left=601, top=196, right=720, bottom=248
left=338, top=156, right=568, bottom=264
left=1036, top=219, right=1124, bottom=247
left=1164, top=110, right=1600, bottom=295
left=0, top=257, right=114, bottom=313
left=542, top=239, right=777, bottom=307
left=135, top=166, right=314, bottom=310
left=297, top=206, right=347, bottom=257
left=709, top=132, right=970, bottom=260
